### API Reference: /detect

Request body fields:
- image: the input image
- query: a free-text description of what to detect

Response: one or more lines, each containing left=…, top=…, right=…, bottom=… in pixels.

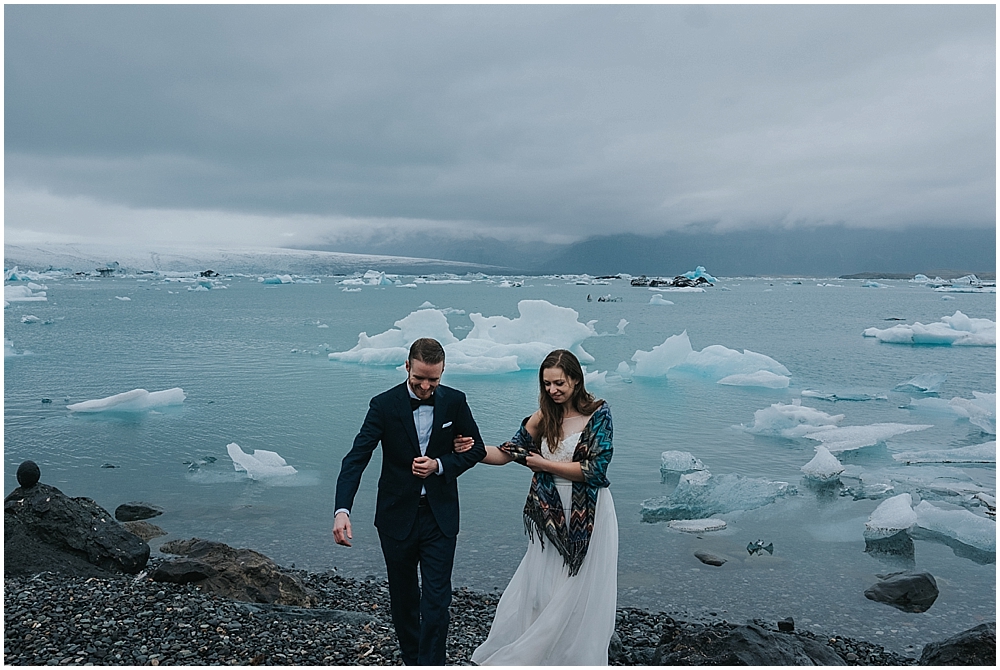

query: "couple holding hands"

left=333, top=338, right=618, bottom=665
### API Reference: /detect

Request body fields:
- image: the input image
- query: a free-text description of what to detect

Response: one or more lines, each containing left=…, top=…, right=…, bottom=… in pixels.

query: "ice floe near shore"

left=743, top=402, right=844, bottom=439
left=226, top=443, right=297, bottom=480
left=718, top=370, right=790, bottom=388
left=913, top=501, right=995, bottom=554
left=863, top=310, right=995, bottom=346
left=905, top=392, right=996, bottom=434
left=330, top=300, right=596, bottom=374
left=67, top=388, right=186, bottom=412
left=801, top=423, right=933, bottom=454
left=865, top=493, right=917, bottom=540
left=801, top=446, right=844, bottom=482
left=895, top=372, right=948, bottom=393
left=892, top=441, right=996, bottom=464
left=641, top=470, right=796, bottom=522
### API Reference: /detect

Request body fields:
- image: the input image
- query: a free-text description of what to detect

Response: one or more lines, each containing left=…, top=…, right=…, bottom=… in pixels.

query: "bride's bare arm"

left=453, top=436, right=514, bottom=465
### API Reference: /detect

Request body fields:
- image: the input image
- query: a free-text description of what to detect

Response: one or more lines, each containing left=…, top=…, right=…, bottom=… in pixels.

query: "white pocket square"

left=441, top=421, right=453, bottom=428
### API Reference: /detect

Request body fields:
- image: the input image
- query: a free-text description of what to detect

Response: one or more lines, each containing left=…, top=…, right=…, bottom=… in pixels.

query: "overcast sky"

left=4, top=4, right=995, bottom=251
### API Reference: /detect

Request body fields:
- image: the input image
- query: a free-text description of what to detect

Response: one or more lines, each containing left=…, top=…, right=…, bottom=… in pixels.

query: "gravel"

left=4, top=557, right=918, bottom=666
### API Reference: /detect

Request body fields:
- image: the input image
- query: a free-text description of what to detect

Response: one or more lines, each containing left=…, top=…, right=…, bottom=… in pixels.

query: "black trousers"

left=378, top=502, right=456, bottom=666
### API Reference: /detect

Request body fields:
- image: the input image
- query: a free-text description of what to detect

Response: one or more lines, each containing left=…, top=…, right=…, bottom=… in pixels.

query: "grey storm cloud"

left=4, top=4, right=995, bottom=247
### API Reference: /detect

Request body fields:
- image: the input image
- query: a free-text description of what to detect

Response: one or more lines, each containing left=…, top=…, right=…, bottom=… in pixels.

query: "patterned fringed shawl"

left=502, top=402, right=613, bottom=576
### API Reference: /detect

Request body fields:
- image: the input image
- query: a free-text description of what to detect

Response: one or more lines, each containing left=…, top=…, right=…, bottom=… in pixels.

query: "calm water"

left=4, top=273, right=995, bottom=655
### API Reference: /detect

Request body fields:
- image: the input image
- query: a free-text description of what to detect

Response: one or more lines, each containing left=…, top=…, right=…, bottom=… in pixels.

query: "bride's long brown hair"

left=538, top=350, right=603, bottom=452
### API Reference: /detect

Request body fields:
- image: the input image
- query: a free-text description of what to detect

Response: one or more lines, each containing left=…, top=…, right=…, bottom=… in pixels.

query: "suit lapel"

left=396, top=384, right=421, bottom=455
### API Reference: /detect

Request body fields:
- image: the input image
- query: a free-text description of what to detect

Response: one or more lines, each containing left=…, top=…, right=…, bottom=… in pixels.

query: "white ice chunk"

left=259, top=275, right=293, bottom=285
left=802, top=423, right=933, bottom=454
left=649, top=294, right=674, bottom=305
left=660, top=450, right=706, bottom=474
left=4, top=285, right=47, bottom=302
left=910, top=274, right=930, bottom=283
left=865, top=493, right=917, bottom=540
left=67, top=388, right=186, bottom=413
left=226, top=443, right=297, bottom=480
left=718, top=370, right=790, bottom=388
left=668, top=519, right=727, bottom=532
left=418, top=301, right=436, bottom=309
left=913, top=500, right=996, bottom=554
left=893, top=441, right=996, bottom=464
left=862, top=311, right=995, bottom=346
left=743, top=402, right=844, bottom=439
left=896, top=372, right=947, bottom=393
left=801, top=446, right=844, bottom=482
left=21, top=315, right=41, bottom=324
left=640, top=472, right=796, bottom=521
left=615, top=361, right=633, bottom=382
left=616, top=319, right=628, bottom=335
left=114, top=296, right=132, bottom=301
left=330, top=300, right=596, bottom=374
left=677, top=345, right=790, bottom=378
left=862, top=281, right=887, bottom=288
left=632, top=331, right=694, bottom=377
left=907, top=392, right=997, bottom=434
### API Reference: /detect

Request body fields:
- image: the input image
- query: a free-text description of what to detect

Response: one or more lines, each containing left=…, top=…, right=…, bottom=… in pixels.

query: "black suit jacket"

left=335, top=382, right=485, bottom=540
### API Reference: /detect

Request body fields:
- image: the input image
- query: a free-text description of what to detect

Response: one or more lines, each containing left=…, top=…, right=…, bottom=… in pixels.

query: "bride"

left=455, top=349, right=618, bottom=665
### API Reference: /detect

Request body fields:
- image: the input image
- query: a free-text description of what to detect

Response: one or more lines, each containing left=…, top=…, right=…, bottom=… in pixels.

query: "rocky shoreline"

left=4, top=556, right=929, bottom=666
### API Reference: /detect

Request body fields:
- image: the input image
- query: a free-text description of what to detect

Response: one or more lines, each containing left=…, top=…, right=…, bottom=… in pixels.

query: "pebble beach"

left=4, top=556, right=920, bottom=666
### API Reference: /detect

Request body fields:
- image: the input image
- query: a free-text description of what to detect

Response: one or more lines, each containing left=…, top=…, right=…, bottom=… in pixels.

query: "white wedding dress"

left=471, top=432, right=619, bottom=666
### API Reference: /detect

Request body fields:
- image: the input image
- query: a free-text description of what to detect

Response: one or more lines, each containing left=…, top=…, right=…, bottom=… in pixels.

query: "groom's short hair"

left=409, top=338, right=445, bottom=366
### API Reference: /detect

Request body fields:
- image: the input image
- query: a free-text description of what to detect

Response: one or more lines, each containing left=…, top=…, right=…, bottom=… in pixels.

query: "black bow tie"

left=410, top=396, right=435, bottom=411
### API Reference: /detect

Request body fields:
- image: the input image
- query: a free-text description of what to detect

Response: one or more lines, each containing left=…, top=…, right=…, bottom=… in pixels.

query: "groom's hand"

left=412, top=456, right=438, bottom=478
left=333, top=512, right=353, bottom=547
left=453, top=435, right=474, bottom=453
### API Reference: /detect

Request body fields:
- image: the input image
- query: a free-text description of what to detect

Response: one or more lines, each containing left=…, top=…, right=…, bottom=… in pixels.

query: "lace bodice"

left=540, top=431, right=582, bottom=463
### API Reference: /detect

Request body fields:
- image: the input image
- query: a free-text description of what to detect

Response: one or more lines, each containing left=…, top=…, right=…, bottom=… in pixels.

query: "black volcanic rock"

left=864, top=571, right=939, bottom=613
left=4, top=482, right=149, bottom=577
left=114, top=501, right=164, bottom=522
left=919, top=622, right=996, bottom=665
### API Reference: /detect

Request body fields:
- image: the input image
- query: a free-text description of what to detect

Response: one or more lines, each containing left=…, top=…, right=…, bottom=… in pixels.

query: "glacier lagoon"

left=4, top=271, right=995, bottom=655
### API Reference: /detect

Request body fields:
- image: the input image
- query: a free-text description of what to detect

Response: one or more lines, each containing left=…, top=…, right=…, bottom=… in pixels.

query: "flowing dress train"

left=471, top=432, right=619, bottom=665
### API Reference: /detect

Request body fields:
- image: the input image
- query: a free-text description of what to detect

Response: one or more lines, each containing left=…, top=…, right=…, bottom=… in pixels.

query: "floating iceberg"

left=906, top=392, right=996, bottom=434
left=865, top=493, right=917, bottom=540
left=801, top=446, right=844, bottom=482
left=913, top=500, right=995, bottom=554
left=862, top=311, right=995, bottom=346
left=4, top=285, right=47, bottom=302
left=668, top=518, right=727, bottom=532
left=114, top=296, right=132, bottom=301
left=67, top=388, right=186, bottom=413
left=21, top=315, right=41, bottom=324
left=718, top=370, right=790, bottom=388
left=227, top=443, right=297, bottom=480
left=260, top=275, right=293, bottom=285
left=681, top=266, right=717, bottom=283
left=801, top=423, right=933, bottom=454
left=743, top=402, right=844, bottom=439
left=649, top=294, right=674, bottom=305
left=862, top=281, right=887, bottom=288
left=615, top=361, right=633, bottom=383
left=330, top=300, right=597, bottom=374
left=893, top=441, right=996, bottom=464
left=641, top=471, right=796, bottom=522
left=660, top=451, right=706, bottom=475
left=631, top=331, right=790, bottom=382
left=800, top=390, right=887, bottom=402
left=895, top=373, right=947, bottom=393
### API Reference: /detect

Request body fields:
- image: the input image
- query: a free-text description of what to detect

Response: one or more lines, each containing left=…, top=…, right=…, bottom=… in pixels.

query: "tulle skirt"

left=471, top=482, right=618, bottom=666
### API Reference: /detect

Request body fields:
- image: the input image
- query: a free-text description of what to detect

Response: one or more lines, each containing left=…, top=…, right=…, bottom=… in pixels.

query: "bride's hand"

left=453, top=435, right=475, bottom=453
left=524, top=453, right=548, bottom=472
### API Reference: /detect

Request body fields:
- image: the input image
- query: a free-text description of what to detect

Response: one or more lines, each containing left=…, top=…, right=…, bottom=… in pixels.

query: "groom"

left=333, top=337, right=485, bottom=665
